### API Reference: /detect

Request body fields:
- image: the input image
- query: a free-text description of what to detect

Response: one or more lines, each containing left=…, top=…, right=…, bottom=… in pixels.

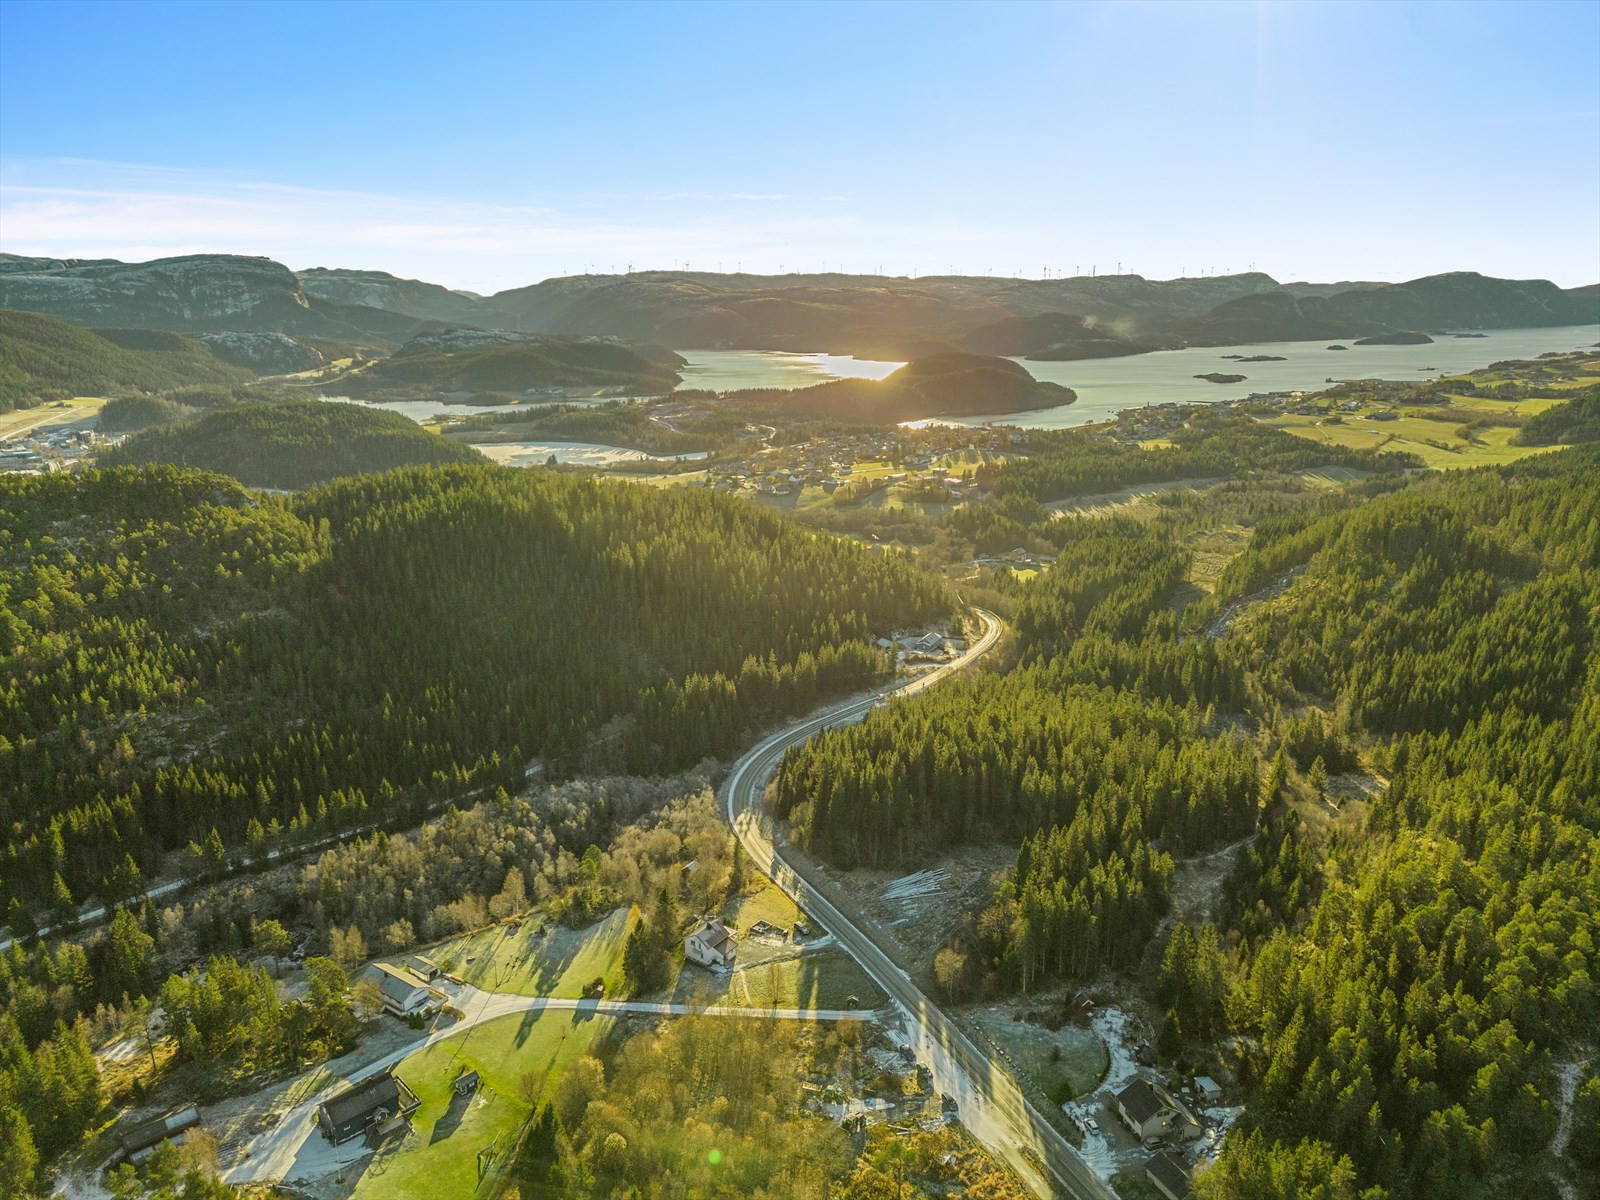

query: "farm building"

left=115, top=1106, right=201, bottom=1166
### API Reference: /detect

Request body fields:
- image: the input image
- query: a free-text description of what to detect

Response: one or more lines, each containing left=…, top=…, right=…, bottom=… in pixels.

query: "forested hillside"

left=101, top=399, right=488, bottom=488
left=980, top=411, right=1416, bottom=502
left=775, top=445, right=1598, bottom=1199
left=730, top=352, right=1076, bottom=421
left=776, top=518, right=1258, bottom=991
left=337, top=328, right=685, bottom=400
left=0, top=310, right=251, bottom=412
left=1513, top=384, right=1600, bottom=445
left=1197, top=446, right=1600, bottom=1200
left=0, top=464, right=947, bottom=924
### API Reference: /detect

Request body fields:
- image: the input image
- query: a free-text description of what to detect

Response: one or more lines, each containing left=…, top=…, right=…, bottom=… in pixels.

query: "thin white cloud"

left=0, top=160, right=980, bottom=289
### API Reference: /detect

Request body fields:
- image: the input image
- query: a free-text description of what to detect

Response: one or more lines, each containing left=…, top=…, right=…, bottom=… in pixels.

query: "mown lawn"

left=350, top=1010, right=612, bottom=1200
left=670, top=948, right=886, bottom=1011
left=723, top=879, right=803, bottom=933
left=389, top=907, right=637, bottom=1001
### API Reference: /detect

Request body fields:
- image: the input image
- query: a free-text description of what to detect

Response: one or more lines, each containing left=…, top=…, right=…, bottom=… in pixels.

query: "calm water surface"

left=678, top=325, right=1598, bottom=429
left=678, top=350, right=901, bottom=392
left=473, top=441, right=710, bottom=467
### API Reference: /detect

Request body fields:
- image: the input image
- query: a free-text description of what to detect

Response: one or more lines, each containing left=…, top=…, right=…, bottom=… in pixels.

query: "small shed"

left=116, top=1106, right=201, bottom=1166
left=1194, top=1075, right=1222, bottom=1102
left=454, top=1069, right=480, bottom=1097
left=410, top=956, right=442, bottom=981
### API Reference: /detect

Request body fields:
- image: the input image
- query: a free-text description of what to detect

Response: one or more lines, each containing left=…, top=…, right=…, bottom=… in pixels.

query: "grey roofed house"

left=1146, top=1149, right=1192, bottom=1200
left=1116, top=1077, right=1176, bottom=1141
left=684, top=917, right=737, bottom=968
left=372, top=961, right=436, bottom=1016
left=116, top=1105, right=201, bottom=1165
left=318, top=1071, right=421, bottom=1145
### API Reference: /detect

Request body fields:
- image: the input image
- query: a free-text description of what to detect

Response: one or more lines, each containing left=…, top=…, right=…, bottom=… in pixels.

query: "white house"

left=684, top=918, right=736, bottom=968
left=1115, top=1078, right=1199, bottom=1144
left=372, top=962, right=436, bottom=1017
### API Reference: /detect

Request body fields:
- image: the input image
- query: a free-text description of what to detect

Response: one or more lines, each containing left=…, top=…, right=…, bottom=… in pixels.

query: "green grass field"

left=1265, top=413, right=1566, bottom=470
left=0, top=395, right=107, bottom=440
left=670, top=947, right=886, bottom=1011
left=350, top=1010, right=612, bottom=1200
left=723, top=879, right=804, bottom=932
left=394, top=907, right=637, bottom=1000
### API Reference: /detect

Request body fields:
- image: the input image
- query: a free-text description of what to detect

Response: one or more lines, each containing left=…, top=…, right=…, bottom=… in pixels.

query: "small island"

left=1453, top=333, right=1488, bottom=338
left=1234, top=354, right=1287, bottom=362
left=1354, top=331, right=1435, bottom=346
left=1327, top=344, right=1350, bottom=351
left=1194, top=372, right=1247, bottom=384
left=742, top=352, right=1075, bottom=421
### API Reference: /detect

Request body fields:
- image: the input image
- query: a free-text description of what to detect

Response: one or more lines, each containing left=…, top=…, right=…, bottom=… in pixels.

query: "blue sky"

left=1, top=0, right=1596, bottom=293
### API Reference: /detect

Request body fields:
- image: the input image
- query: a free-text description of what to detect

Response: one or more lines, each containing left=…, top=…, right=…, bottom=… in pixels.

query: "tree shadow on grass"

left=428, top=1086, right=472, bottom=1145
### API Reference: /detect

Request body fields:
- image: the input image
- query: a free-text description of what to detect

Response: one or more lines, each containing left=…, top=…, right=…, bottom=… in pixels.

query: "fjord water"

left=679, top=325, right=1599, bottom=428
left=473, top=441, right=710, bottom=467
left=678, top=350, right=902, bottom=391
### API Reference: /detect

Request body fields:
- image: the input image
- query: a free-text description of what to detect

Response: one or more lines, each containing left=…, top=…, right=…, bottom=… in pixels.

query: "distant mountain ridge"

left=1, top=254, right=1593, bottom=360
left=0, top=253, right=446, bottom=344
left=1172, top=272, right=1597, bottom=346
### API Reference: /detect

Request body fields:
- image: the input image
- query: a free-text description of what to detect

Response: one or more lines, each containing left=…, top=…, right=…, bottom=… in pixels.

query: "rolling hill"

left=2, top=255, right=1593, bottom=365
left=959, top=311, right=1160, bottom=360
left=336, top=329, right=686, bottom=401
left=1171, top=271, right=1598, bottom=345
left=99, top=399, right=488, bottom=488
left=0, top=309, right=253, bottom=412
left=738, top=352, right=1074, bottom=421
left=0, top=253, right=448, bottom=344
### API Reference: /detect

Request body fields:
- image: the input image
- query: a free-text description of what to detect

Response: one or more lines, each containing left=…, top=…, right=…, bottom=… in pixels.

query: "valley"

left=2, top=161, right=1598, bottom=1200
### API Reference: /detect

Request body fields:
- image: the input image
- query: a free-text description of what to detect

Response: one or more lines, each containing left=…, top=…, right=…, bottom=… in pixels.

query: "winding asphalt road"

left=722, top=611, right=1116, bottom=1200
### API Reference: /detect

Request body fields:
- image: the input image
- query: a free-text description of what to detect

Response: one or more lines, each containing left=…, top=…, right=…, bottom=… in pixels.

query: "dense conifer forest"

left=0, top=311, right=252, bottom=412
left=2, top=394, right=1595, bottom=1198
left=777, top=443, right=1599, bottom=1199
left=100, top=399, right=489, bottom=488
left=0, top=463, right=947, bottom=925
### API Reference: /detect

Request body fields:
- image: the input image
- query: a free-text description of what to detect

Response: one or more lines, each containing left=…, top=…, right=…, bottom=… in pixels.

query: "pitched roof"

left=1146, top=1150, right=1191, bottom=1197
left=322, top=1073, right=406, bottom=1129
left=1117, top=1078, right=1169, bottom=1126
left=373, top=961, right=429, bottom=1001
left=691, top=920, right=733, bottom=951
